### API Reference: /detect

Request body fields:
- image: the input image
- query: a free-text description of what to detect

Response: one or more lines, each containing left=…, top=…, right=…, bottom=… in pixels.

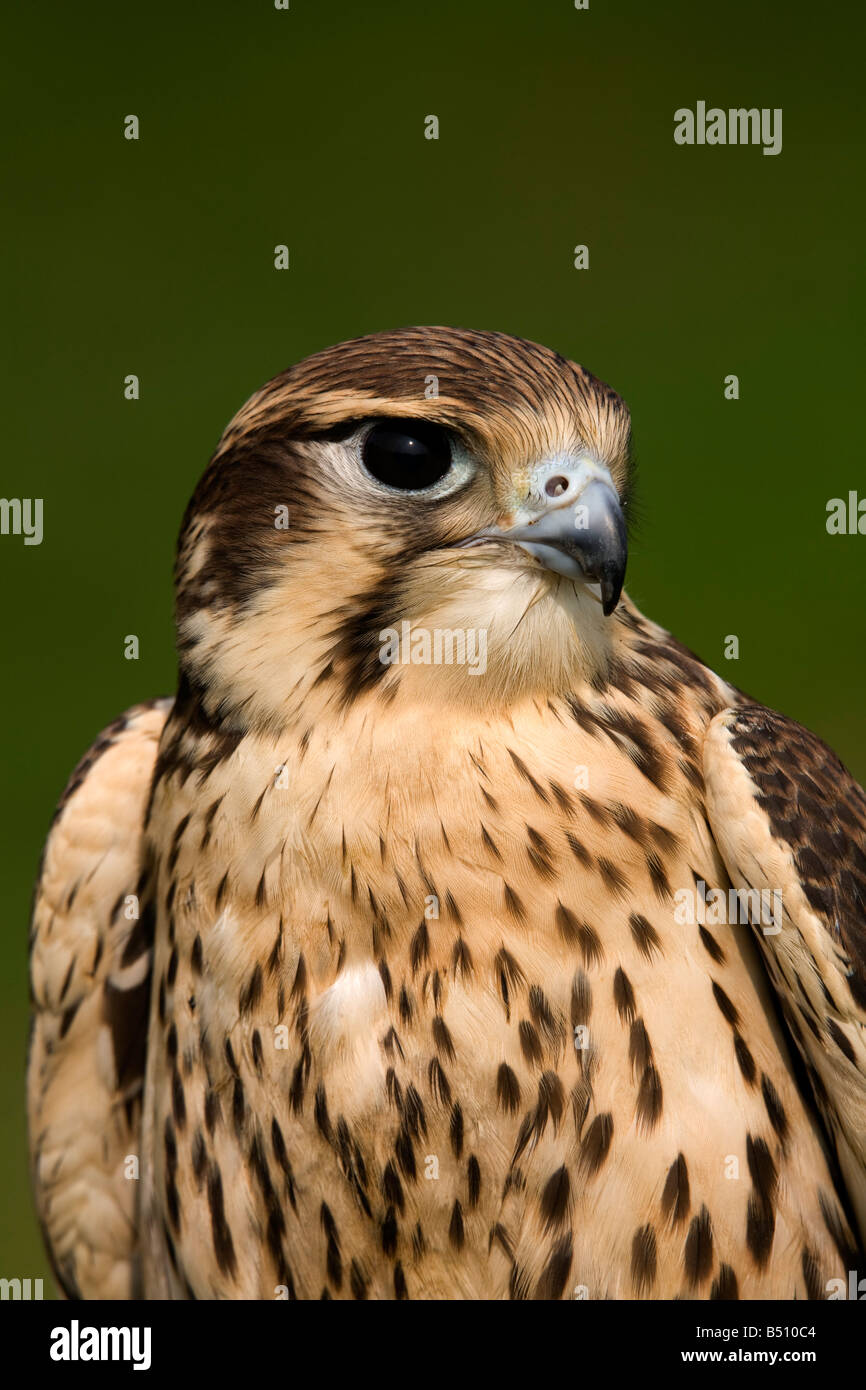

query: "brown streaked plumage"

left=28, top=326, right=865, bottom=1300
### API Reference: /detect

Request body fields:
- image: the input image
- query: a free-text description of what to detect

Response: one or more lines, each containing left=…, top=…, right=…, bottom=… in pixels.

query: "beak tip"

left=599, top=559, right=626, bottom=616
left=601, top=586, right=623, bottom=618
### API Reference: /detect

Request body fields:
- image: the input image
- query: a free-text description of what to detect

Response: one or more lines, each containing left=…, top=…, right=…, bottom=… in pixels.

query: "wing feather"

left=704, top=704, right=866, bottom=1244
left=27, top=699, right=171, bottom=1298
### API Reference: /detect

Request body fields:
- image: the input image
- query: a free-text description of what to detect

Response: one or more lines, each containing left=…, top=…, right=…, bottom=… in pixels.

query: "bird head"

left=175, top=327, right=634, bottom=731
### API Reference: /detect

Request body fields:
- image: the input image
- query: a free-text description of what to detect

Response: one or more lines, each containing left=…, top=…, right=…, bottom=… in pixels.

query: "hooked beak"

left=463, top=458, right=628, bottom=616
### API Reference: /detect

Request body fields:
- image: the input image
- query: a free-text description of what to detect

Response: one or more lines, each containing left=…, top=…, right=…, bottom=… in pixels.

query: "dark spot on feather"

left=381, top=1207, right=398, bottom=1257
left=270, top=1119, right=297, bottom=1210
left=320, top=1202, right=343, bottom=1289
left=555, top=904, right=603, bottom=965
left=530, top=985, right=563, bottom=1045
left=711, top=981, right=740, bottom=1028
left=580, top=1113, right=613, bottom=1174
left=760, top=1073, right=789, bottom=1143
left=191, top=1128, right=207, bottom=1188
left=565, top=831, right=592, bottom=868
left=629, top=912, right=661, bottom=959
left=377, top=957, right=392, bottom=1001
left=610, top=802, right=647, bottom=843
left=314, top=1082, right=332, bottom=1142
left=449, top=1199, right=465, bottom=1249
left=382, top=1025, right=405, bottom=1060
left=164, top=1167, right=180, bottom=1234
left=526, top=825, right=556, bottom=880
left=401, top=1083, right=427, bottom=1139
left=428, top=1056, right=452, bottom=1106
left=534, top=1237, right=572, bottom=1299
left=232, top=1077, right=245, bottom=1136
left=496, top=945, right=524, bottom=989
left=746, top=1133, right=777, bottom=1206
left=733, top=1032, right=757, bottom=1086
left=536, top=1070, right=565, bottom=1131
left=646, top=852, right=672, bottom=902
left=385, top=1066, right=402, bottom=1109
left=431, top=969, right=443, bottom=1011
left=828, top=1017, right=856, bottom=1063
left=450, top=1102, right=464, bottom=1159
left=504, top=882, right=526, bottom=921
left=519, top=1019, right=543, bottom=1067
left=204, top=1088, right=221, bottom=1135
left=571, top=1077, right=592, bottom=1138
left=215, top=871, right=229, bottom=908
left=398, top=984, right=415, bottom=1024
left=239, top=962, right=263, bottom=1015
left=395, top=1124, right=416, bottom=1181
left=746, top=1194, right=775, bottom=1267
left=698, top=925, right=725, bottom=964
left=290, top=953, right=307, bottom=1000
left=661, top=1153, right=690, bottom=1226
left=410, top=921, right=429, bottom=972
left=613, top=967, right=635, bottom=1023
left=382, top=1161, right=404, bottom=1214
left=684, top=1206, right=713, bottom=1286
left=452, top=936, right=473, bottom=978
left=540, top=1166, right=570, bottom=1231
left=507, top=748, right=550, bottom=803
left=289, top=1047, right=310, bottom=1114
left=432, top=1015, right=456, bottom=1061
left=579, top=793, right=611, bottom=827
left=467, top=1155, right=481, bottom=1208
left=569, top=971, right=592, bottom=1030
left=171, top=1067, right=186, bottom=1129
left=548, top=780, right=574, bottom=812
left=629, top=1018, right=653, bottom=1076
left=631, top=1224, right=657, bottom=1292
left=480, top=824, right=503, bottom=860
left=745, top=1134, right=777, bottom=1267
left=710, top=1264, right=739, bottom=1300
left=207, top=1163, right=237, bottom=1279
left=496, top=1062, right=521, bottom=1113
left=597, top=856, right=628, bottom=898
left=636, top=1064, right=662, bottom=1130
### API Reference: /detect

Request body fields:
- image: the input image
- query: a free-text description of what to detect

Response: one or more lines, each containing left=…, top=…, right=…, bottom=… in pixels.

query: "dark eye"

left=361, top=419, right=453, bottom=491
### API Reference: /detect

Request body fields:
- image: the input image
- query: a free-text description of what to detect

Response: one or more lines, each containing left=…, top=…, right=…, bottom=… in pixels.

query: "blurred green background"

left=2, top=0, right=863, bottom=1289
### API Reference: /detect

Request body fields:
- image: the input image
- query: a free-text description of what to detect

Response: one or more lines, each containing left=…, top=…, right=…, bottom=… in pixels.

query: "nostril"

left=545, top=475, right=570, bottom=498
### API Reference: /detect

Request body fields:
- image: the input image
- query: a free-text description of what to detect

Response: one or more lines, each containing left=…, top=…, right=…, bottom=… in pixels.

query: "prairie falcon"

left=28, top=327, right=866, bottom=1300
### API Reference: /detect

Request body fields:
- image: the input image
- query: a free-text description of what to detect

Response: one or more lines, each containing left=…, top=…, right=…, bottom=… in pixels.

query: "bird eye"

left=361, top=419, right=453, bottom=492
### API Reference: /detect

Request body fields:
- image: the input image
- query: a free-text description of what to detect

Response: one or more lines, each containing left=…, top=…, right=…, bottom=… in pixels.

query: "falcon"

left=28, top=326, right=866, bottom=1300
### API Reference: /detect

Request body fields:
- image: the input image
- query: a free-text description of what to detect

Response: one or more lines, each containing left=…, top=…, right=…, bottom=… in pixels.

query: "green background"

left=2, top=0, right=863, bottom=1289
